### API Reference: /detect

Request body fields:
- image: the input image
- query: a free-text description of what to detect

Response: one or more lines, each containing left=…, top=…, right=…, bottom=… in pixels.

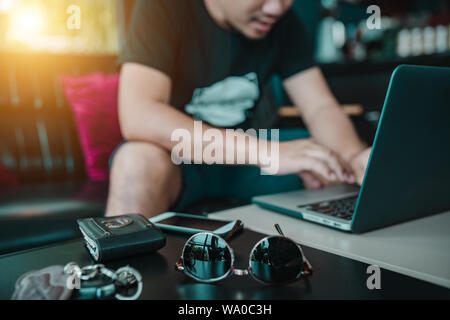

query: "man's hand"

left=284, top=68, right=369, bottom=189
left=275, top=139, right=355, bottom=186
left=349, top=147, right=372, bottom=186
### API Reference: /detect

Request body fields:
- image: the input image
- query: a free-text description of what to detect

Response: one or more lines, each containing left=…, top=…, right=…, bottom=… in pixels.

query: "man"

left=106, top=0, right=371, bottom=218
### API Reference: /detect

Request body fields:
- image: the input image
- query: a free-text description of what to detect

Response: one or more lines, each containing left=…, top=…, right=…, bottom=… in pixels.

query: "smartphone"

left=149, top=212, right=243, bottom=237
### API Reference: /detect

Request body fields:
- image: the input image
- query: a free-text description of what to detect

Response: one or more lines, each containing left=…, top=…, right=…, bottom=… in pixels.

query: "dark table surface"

left=1, top=228, right=449, bottom=300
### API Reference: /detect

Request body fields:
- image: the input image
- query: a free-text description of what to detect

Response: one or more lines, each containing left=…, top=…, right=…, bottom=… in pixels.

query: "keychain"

left=114, top=266, right=143, bottom=300
left=11, top=262, right=143, bottom=300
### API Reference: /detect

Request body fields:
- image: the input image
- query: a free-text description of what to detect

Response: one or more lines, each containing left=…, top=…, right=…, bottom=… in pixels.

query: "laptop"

left=253, top=65, right=450, bottom=233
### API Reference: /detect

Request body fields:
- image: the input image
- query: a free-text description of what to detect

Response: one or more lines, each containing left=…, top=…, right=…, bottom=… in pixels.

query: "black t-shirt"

left=118, top=0, right=314, bottom=129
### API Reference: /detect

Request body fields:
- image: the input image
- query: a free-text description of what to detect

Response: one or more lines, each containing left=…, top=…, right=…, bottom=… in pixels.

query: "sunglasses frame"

left=175, top=224, right=313, bottom=285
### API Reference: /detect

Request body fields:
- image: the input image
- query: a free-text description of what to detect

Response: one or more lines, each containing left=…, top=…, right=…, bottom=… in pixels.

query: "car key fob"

left=77, top=214, right=166, bottom=262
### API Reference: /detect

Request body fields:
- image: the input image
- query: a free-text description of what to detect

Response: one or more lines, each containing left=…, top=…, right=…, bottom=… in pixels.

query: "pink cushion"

left=61, top=73, right=122, bottom=181
left=0, top=162, right=18, bottom=187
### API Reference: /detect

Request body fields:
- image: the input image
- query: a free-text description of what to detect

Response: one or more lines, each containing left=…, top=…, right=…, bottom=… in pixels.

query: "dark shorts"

left=110, top=128, right=310, bottom=211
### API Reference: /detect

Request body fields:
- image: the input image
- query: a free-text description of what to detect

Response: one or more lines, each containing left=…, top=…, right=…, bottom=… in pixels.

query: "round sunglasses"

left=175, top=224, right=313, bottom=285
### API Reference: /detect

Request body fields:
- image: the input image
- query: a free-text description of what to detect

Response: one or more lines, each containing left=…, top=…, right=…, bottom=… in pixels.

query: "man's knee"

left=111, top=141, right=177, bottom=176
left=109, top=141, right=182, bottom=207
left=107, top=142, right=182, bottom=216
left=110, top=141, right=182, bottom=196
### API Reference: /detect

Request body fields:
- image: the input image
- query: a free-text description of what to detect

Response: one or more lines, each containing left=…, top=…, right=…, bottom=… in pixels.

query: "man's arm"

left=119, top=63, right=351, bottom=182
left=119, top=62, right=259, bottom=164
left=283, top=67, right=370, bottom=184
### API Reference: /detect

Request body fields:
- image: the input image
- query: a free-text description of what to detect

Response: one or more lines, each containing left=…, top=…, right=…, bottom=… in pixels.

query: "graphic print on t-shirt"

left=185, top=72, right=259, bottom=127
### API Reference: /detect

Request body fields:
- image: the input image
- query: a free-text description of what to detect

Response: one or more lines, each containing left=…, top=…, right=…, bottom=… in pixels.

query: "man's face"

left=218, top=0, right=294, bottom=39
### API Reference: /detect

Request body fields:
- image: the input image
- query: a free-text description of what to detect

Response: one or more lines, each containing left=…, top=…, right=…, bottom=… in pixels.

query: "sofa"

left=0, top=53, right=117, bottom=255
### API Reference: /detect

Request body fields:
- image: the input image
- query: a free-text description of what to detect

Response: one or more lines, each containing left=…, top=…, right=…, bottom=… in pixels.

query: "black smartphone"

left=149, top=212, right=243, bottom=237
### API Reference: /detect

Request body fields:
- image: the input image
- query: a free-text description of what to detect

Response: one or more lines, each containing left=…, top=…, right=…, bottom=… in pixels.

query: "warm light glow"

left=9, top=8, right=45, bottom=36
left=0, top=0, right=16, bottom=13
left=2, top=0, right=119, bottom=54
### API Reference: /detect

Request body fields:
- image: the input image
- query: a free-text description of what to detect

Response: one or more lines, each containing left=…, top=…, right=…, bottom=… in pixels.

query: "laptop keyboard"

left=298, top=196, right=358, bottom=220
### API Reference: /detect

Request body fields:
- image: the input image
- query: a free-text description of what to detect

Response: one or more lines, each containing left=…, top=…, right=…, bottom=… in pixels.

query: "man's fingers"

left=357, top=174, right=364, bottom=186
left=304, top=148, right=345, bottom=181
left=353, top=165, right=365, bottom=186
left=351, top=147, right=371, bottom=186
left=306, top=144, right=355, bottom=183
left=336, top=153, right=356, bottom=183
left=299, top=171, right=323, bottom=189
left=301, top=158, right=336, bottom=181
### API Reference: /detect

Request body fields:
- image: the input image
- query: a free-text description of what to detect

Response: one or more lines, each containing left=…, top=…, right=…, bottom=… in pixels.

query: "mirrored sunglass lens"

left=250, top=237, right=304, bottom=284
left=183, top=233, right=232, bottom=281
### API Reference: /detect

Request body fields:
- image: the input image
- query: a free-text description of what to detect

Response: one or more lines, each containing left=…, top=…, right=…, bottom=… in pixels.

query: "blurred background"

left=0, top=0, right=449, bottom=254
